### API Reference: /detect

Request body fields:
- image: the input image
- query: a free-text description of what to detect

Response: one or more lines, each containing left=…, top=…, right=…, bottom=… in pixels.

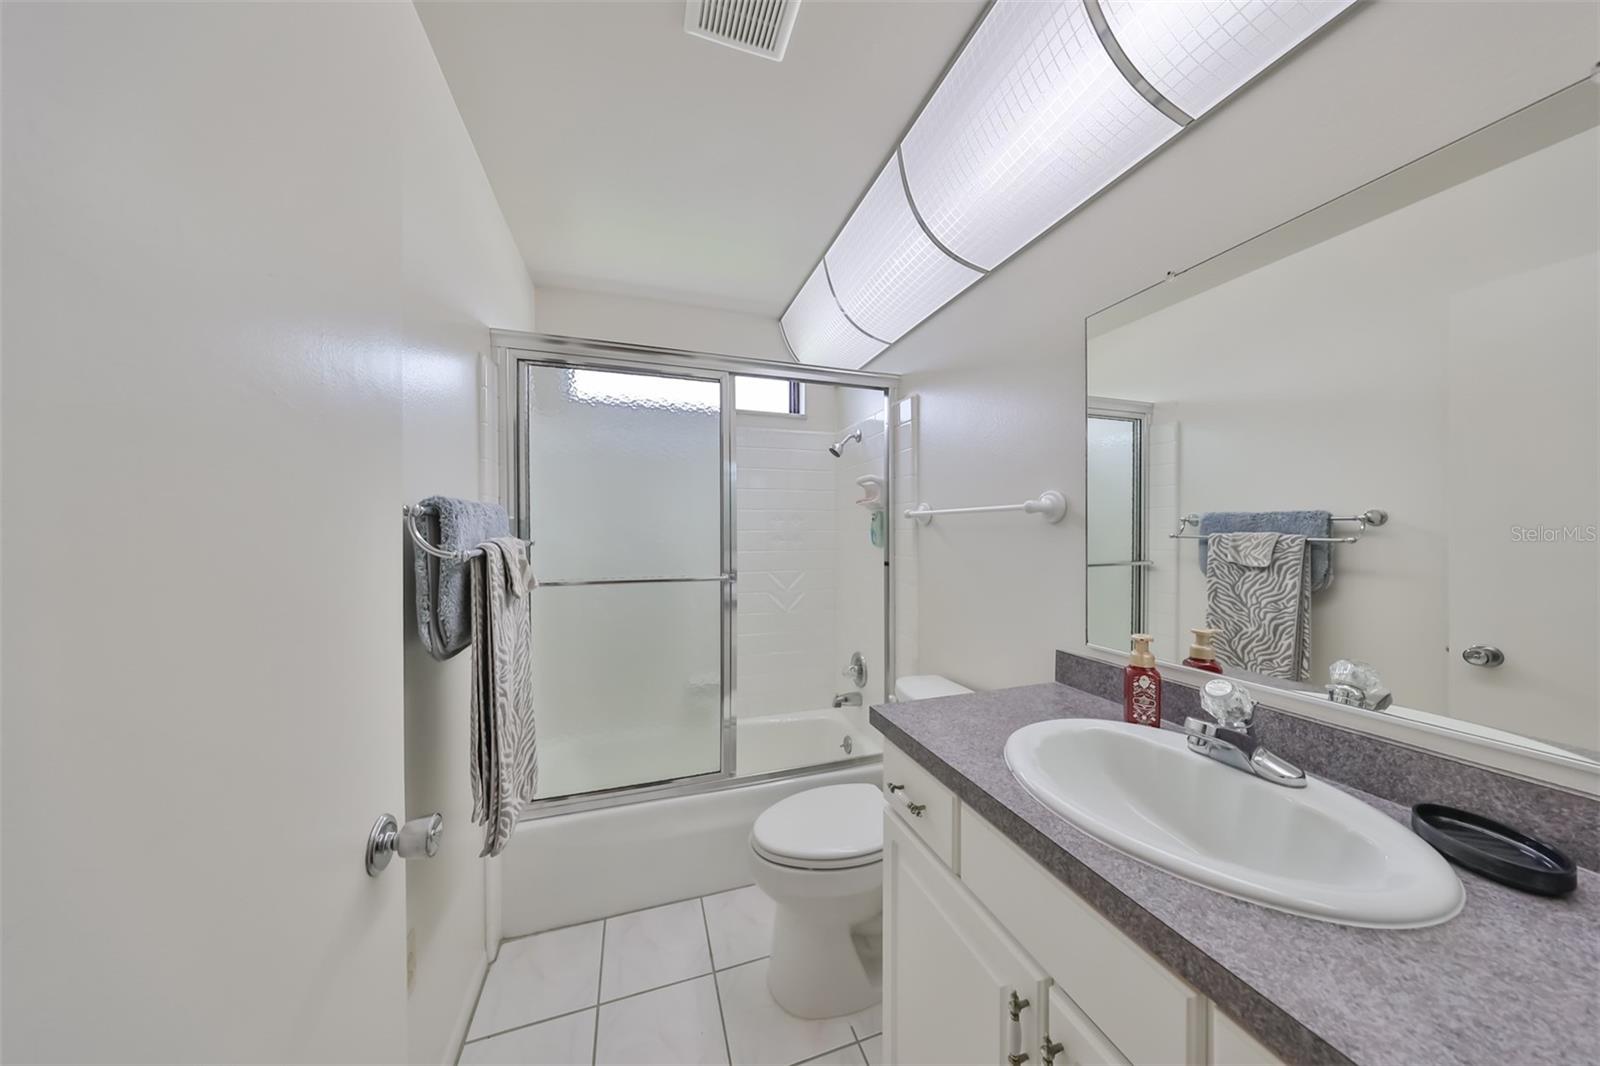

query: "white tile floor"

left=460, top=885, right=881, bottom=1066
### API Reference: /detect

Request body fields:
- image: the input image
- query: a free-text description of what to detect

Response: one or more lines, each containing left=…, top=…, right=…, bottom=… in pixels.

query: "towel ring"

left=404, top=503, right=532, bottom=564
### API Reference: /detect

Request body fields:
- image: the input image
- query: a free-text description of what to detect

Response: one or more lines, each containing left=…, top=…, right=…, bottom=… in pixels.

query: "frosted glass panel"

left=1086, top=415, right=1138, bottom=649
left=523, top=364, right=723, bottom=582
left=531, top=582, right=723, bottom=799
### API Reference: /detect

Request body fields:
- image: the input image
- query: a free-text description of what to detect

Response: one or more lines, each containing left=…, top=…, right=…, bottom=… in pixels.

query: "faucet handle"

left=1200, top=677, right=1254, bottom=730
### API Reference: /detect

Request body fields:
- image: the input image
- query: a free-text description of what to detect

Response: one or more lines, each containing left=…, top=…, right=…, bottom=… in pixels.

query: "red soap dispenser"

left=1124, top=634, right=1163, bottom=728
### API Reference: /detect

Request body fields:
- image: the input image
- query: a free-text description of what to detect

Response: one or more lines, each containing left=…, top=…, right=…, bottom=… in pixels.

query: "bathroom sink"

left=1004, top=719, right=1464, bottom=928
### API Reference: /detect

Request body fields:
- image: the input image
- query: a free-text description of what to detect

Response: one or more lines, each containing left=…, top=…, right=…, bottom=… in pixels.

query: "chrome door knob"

left=366, top=812, right=444, bottom=876
left=1461, top=644, right=1505, bottom=668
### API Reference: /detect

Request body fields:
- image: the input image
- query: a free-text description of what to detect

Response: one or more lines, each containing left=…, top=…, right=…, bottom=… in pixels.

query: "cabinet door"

left=1044, top=986, right=1130, bottom=1066
left=884, top=813, right=1048, bottom=1066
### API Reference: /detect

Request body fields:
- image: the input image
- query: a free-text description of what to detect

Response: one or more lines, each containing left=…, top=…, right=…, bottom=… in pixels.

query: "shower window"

left=734, top=374, right=803, bottom=415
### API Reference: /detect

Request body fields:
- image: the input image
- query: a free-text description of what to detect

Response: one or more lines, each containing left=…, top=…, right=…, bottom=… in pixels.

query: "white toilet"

left=750, top=674, right=973, bottom=1019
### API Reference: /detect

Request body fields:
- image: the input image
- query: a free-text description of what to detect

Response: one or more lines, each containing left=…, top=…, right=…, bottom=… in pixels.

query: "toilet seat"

left=751, top=783, right=883, bottom=871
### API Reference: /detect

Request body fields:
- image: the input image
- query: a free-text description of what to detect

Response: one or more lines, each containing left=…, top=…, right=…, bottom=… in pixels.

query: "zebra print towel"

left=469, top=537, right=537, bottom=857
left=1204, top=532, right=1312, bottom=682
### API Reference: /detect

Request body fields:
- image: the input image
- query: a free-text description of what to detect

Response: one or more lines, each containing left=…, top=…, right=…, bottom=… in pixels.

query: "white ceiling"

left=417, top=0, right=984, bottom=315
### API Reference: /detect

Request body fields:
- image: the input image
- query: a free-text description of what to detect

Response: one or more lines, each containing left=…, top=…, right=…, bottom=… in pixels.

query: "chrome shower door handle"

left=1461, top=644, right=1505, bottom=668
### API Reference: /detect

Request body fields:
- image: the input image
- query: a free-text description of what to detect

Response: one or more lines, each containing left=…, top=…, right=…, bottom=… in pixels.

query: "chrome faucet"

left=832, top=691, right=862, bottom=709
left=1183, top=678, right=1306, bottom=788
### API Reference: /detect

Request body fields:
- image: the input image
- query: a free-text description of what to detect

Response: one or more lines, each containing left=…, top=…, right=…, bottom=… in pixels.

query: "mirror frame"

left=1078, top=76, right=1600, bottom=797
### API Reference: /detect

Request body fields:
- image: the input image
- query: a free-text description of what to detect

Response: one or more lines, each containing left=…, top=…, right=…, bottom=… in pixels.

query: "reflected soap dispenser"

left=1124, top=634, right=1162, bottom=728
left=1183, top=628, right=1224, bottom=674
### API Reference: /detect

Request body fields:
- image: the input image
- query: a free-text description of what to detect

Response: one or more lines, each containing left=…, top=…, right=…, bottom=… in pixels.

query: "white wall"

left=398, top=13, right=538, bottom=1065
left=872, top=0, right=1599, bottom=692
left=1, top=3, right=534, bottom=1062
left=534, top=284, right=793, bottom=361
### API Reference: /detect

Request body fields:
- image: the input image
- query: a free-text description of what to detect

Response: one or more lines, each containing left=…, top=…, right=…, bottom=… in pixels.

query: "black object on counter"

left=1411, top=804, right=1578, bottom=897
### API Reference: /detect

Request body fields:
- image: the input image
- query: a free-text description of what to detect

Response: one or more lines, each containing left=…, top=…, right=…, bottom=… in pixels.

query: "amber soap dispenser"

left=1124, top=634, right=1162, bottom=727
left=1183, top=627, right=1225, bottom=674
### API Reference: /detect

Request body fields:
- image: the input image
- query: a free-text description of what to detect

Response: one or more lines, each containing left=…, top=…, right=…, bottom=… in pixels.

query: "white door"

left=883, top=814, right=1048, bottom=1066
left=1445, top=252, right=1599, bottom=753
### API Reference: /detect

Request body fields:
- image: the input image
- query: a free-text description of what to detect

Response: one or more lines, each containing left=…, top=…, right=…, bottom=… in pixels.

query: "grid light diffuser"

left=778, top=0, right=1354, bottom=368
left=899, top=0, right=1181, bottom=272
left=1102, top=0, right=1354, bottom=119
left=825, top=160, right=983, bottom=343
left=780, top=262, right=887, bottom=369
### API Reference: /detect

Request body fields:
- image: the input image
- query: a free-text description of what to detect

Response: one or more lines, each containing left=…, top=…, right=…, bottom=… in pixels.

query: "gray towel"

left=1199, top=510, right=1333, bottom=591
left=1205, top=532, right=1313, bottom=682
left=412, top=496, right=510, bottom=660
left=469, top=537, right=537, bottom=856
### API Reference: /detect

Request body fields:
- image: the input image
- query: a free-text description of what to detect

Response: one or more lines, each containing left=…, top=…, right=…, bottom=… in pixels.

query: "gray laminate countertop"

left=870, top=683, right=1600, bottom=1066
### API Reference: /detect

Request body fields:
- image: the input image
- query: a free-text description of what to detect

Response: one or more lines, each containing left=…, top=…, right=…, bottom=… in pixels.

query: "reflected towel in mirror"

left=1205, top=532, right=1313, bottom=682
left=1198, top=511, right=1333, bottom=590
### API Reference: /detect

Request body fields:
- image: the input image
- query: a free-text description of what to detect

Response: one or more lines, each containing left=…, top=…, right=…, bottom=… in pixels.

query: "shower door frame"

left=490, top=331, right=900, bottom=818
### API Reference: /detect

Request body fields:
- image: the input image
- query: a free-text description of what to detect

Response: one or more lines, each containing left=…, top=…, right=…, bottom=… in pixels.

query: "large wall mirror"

left=1084, top=77, right=1598, bottom=788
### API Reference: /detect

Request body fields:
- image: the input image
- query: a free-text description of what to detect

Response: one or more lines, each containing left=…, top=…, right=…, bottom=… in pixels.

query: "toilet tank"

left=893, top=674, right=974, bottom=701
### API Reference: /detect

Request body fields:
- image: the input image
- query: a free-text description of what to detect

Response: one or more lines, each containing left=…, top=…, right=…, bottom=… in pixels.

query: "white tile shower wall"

left=734, top=387, right=842, bottom=717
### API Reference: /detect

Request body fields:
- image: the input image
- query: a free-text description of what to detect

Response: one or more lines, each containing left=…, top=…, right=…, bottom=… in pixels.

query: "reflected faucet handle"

left=1200, top=677, right=1254, bottom=730
left=1326, top=659, right=1392, bottom=711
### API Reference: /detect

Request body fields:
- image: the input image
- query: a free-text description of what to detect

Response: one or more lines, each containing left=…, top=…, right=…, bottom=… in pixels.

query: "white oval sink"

left=1005, top=719, right=1464, bottom=928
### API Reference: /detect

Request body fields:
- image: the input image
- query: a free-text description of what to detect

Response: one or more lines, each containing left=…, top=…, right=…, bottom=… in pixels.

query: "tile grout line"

left=702, top=897, right=735, bottom=1066
left=791, top=1039, right=868, bottom=1066
left=590, top=919, right=607, bottom=1066
left=497, top=886, right=754, bottom=946
left=466, top=953, right=782, bottom=1045
left=465, top=1002, right=596, bottom=1047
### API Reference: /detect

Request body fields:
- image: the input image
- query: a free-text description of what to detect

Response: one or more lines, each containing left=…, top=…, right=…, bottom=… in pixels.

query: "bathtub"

left=736, top=706, right=883, bottom=776
left=498, top=707, right=884, bottom=937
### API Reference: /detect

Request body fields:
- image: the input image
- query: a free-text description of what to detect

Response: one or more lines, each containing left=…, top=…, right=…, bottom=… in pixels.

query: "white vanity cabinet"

left=881, top=741, right=1285, bottom=1066
left=883, top=813, right=1049, bottom=1065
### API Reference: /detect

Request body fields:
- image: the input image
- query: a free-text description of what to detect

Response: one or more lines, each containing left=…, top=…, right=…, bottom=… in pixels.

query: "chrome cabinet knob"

left=365, top=812, right=443, bottom=876
left=1461, top=644, right=1505, bottom=668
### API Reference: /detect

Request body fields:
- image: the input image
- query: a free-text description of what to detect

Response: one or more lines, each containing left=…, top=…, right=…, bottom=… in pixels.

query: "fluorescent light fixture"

left=780, top=262, right=888, bottom=368
left=826, top=160, right=983, bottom=342
left=900, top=0, right=1181, bottom=272
left=781, top=0, right=1356, bottom=369
left=1102, top=1, right=1352, bottom=120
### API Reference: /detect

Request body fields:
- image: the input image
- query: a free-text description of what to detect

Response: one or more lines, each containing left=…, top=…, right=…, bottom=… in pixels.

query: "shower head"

left=828, top=429, right=863, bottom=457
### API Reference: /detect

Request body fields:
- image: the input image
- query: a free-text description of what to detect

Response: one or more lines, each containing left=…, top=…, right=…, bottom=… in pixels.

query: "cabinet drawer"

left=960, top=809, right=1205, bottom=1066
left=883, top=743, right=959, bottom=868
left=1047, top=985, right=1130, bottom=1066
left=1210, top=1006, right=1285, bottom=1066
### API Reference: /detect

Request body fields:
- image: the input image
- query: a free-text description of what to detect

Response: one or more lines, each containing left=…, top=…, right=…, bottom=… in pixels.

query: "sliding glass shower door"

left=520, top=362, right=731, bottom=800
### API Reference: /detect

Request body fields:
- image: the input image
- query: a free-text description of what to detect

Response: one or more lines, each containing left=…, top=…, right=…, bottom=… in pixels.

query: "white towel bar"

left=905, top=491, right=1067, bottom=526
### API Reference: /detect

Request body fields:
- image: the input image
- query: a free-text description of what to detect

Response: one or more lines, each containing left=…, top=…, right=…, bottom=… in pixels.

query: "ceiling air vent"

left=684, top=0, right=801, bottom=62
